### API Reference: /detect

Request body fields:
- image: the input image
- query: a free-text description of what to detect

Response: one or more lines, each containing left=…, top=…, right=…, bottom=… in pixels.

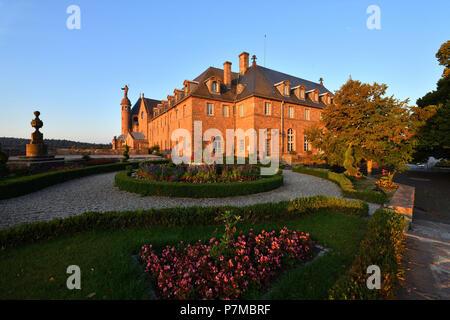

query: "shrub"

left=115, top=170, right=283, bottom=198
left=141, top=227, right=314, bottom=299
left=435, top=159, right=450, bottom=167
left=81, top=152, right=91, bottom=161
left=328, top=209, right=407, bottom=300
left=0, top=144, right=8, bottom=179
left=122, top=144, right=130, bottom=162
left=292, top=165, right=388, bottom=204
left=0, top=195, right=368, bottom=248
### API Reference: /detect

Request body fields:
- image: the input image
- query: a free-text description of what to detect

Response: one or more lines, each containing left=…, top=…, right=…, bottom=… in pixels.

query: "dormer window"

left=205, top=77, right=221, bottom=94
left=275, top=81, right=290, bottom=96
left=320, top=92, right=332, bottom=105
left=306, top=89, right=319, bottom=102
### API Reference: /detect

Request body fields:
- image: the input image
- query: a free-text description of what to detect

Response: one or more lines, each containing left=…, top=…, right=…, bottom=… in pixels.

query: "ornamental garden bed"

left=115, top=163, right=283, bottom=198
left=292, top=165, right=393, bottom=204
left=0, top=197, right=369, bottom=300
left=141, top=227, right=316, bottom=299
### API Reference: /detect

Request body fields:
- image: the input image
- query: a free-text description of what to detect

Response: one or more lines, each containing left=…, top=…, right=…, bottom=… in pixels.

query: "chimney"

left=239, top=52, right=249, bottom=75
left=223, top=61, right=232, bottom=86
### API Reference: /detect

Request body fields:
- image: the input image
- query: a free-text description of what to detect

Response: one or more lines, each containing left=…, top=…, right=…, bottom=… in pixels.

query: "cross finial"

left=319, top=77, right=324, bottom=86
left=251, top=55, right=257, bottom=66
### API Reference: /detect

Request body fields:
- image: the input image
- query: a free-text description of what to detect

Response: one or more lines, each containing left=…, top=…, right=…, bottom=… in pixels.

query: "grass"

left=0, top=210, right=367, bottom=300
left=349, top=176, right=396, bottom=201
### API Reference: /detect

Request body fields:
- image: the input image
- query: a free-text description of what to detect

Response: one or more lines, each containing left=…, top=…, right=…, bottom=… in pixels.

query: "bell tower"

left=121, top=85, right=131, bottom=135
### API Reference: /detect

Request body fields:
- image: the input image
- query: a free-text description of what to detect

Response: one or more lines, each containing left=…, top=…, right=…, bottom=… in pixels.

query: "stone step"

left=387, top=183, right=415, bottom=224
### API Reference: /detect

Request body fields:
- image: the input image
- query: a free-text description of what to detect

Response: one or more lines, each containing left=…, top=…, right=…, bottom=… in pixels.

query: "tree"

left=122, top=144, right=130, bottom=162
left=305, top=79, right=416, bottom=176
left=414, top=40, right=450, bottom=161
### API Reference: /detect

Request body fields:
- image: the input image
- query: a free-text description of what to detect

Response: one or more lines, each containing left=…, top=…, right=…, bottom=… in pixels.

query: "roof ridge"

left=256, top=65, right=326, bottom=89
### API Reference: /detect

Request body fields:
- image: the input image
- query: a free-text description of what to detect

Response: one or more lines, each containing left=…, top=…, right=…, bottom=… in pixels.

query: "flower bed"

left=115, top=169, right=283, bottom=198
left=135, top=163, right=260, bottom=183
left=140, top=227, right=314, bottom=299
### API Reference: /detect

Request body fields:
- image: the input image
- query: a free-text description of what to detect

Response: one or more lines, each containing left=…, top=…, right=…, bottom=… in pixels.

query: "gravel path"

left=0, top=170, right=379, bottom=230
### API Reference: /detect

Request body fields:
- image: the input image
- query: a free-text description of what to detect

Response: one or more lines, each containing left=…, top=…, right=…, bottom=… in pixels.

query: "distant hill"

left=0, top=137, right=111, bottom=156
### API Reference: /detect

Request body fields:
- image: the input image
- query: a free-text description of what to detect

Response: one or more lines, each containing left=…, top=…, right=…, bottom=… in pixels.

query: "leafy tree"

left=305, top=79, right=416, bottom=176
left=414, top=40, right=450, bottom=161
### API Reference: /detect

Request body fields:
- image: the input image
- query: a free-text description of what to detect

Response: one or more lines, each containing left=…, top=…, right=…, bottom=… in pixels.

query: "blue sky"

left=0, top=0, right=448, bottom=143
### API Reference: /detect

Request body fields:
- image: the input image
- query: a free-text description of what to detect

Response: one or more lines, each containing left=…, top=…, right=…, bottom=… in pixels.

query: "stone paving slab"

left=388, top=183, right=415, bottom=218
left=398, top=219, right=450, bottom=300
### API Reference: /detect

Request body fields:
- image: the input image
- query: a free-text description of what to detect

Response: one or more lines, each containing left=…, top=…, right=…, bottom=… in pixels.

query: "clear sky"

left=0, top=0, right=448, bottom=143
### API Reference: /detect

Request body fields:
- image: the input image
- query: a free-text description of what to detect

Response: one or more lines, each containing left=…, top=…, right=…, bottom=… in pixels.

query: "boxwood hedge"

left=329, top=209, right=407, bottom=300
left=0, top=195, right=368, bottom=248
left=114, top=170, right=284, bottom=198
left=292, top=165, right=388, bottom=204
left=0, top=159, right=168, bottom=200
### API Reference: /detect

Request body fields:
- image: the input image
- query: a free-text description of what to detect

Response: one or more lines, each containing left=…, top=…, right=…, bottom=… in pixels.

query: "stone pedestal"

left=26, top=143, right=48, bottom=158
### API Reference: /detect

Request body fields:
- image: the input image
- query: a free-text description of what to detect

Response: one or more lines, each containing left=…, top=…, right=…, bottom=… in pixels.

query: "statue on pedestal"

left=26, top=111, right=50, bottom=157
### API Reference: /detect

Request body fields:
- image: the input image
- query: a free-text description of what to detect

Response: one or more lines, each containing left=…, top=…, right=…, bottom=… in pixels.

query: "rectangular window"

left=264, top=102, right=271, bottom=115
left=304, top=136, right=310, bottom=152
left=213, top=137, right=223, bottom=154
left=223, top=105, right=229, bottom=117
left=289, top=106, right=294, bottom=119
left=183, top=105, right=187, bottom=117
left=305, top=108, right=310, bottom=121
left=207, top=103, right=213, bottom=116
left=239, top=139, right=245, bottom=152
left=239, top=104, right=244, bottom=117
left=265, top=139, right=271, bottom=156
left=284, top=86, right=288, bottom=95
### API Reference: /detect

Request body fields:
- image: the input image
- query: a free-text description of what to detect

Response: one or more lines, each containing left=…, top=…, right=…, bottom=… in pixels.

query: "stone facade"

left=113, top=52, right=333, bottom=161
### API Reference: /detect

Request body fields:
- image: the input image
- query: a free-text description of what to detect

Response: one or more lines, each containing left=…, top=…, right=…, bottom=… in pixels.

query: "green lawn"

left=350, top=176, right=395, bottom=201
left=0, top=210, right=367, bottom=300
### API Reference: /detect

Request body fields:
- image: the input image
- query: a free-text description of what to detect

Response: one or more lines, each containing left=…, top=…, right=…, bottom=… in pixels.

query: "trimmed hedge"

left=0, top=195, right=368, bottom=248
left=328, top=209, right=407, bottom=300
left=292, top=165, right=388, bottom=204
left=115, top=171, right=284, bottom=198
left=0, top=160, right=168, bottom=200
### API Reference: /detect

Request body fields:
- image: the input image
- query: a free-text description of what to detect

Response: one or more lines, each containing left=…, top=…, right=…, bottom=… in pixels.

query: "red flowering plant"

left=7, top=164, right=30, bottom=177
left=140, top=211, right=315, bottom=299
left=376, top=169, right=398, bottom=191
left=136, top=163, right=261, bottom=183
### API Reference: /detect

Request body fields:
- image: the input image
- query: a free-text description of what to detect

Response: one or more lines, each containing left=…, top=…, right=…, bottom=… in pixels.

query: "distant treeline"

left=0, top=137, right=111, bottom=155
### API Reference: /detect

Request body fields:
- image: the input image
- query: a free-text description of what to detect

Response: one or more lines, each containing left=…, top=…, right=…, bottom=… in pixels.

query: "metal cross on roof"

left=252, top=55, right=257, bottom=66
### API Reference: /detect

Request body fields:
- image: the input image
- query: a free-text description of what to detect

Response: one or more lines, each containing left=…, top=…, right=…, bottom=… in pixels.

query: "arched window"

left=287, top=128, right=294, bottom=152
left=141, top=112, right=144, bottom=119
left=212, top=81, right=218, bottom=92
